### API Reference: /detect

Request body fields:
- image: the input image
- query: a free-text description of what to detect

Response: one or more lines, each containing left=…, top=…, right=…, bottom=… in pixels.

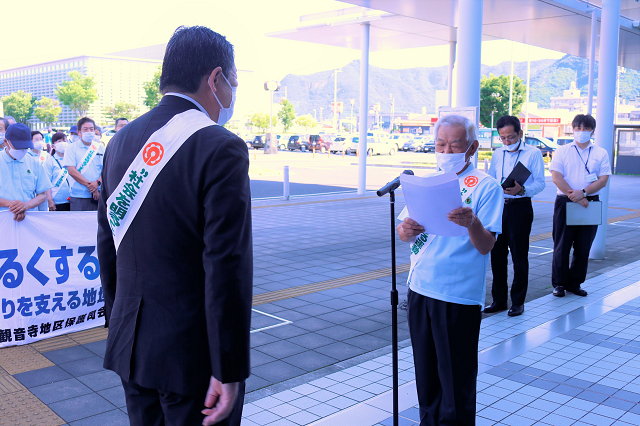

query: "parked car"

left=102, top=128, right=116, bottom=145
left=277, top=135, right=289, bottom=150
left=331, top=136, right=349, bottom=153
left=287, top=134, right=310, bottom=151
left=352, top=137, right=396, bottom=156
left=402, top=137, right=421, bottom=152
left=391, top=134, right=415, bottom=151
left=525, top=136, right=558, bottom=155
left=308, top=134, right=333, bottom=153
left=251, top=134, right=266, bottom=149
left=343, top=136, right=360, bottom=155
left=556, top=137, right=573, bottom=146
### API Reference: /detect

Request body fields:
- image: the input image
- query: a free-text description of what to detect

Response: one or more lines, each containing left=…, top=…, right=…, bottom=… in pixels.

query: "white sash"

left=51, top=167, right=70, bottom=197
left=106, top=109, right=216, bottom=251
left=77, top=143, right=100, bottom=174
left=408, top=168, right=489, bottom=274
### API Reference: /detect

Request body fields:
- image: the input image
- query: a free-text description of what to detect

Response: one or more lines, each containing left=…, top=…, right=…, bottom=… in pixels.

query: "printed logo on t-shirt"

left=464, top=176, right=479, bottom=188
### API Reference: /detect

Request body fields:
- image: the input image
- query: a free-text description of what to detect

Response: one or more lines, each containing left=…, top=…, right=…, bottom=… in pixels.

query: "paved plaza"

left=1, top=165, right=640, bottom=425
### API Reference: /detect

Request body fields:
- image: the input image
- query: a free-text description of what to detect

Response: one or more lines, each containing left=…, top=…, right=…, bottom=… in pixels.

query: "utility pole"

left=390, top=93, right=395, bottom=133
left=333, top=69, right=342, bottom=133
left=350, top=99, right=355, bottom=133
left=509, top=41, right=514, bottom=116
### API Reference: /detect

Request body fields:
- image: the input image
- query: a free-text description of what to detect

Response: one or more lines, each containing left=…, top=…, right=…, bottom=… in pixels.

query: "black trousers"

left=552, top=195, right=599, bottom=290
left=490, top=198, right=533, bottom=306
left=70, top=196, right=98, bottom=211
left=121, top=378, right=245, bottom=426
left=54, top=203, right=70, bottom=211
left=407, top=290, right=481, bottom=426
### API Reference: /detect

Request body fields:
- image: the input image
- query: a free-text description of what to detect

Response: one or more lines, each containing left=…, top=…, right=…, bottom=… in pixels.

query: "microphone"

left=377, top=170, right=414, bottom=197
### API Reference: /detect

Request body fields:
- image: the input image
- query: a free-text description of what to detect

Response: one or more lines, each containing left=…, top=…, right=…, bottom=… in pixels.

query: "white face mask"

left=9, top=147, right=28, bottom=160
left=505, top=140, right=521, bottom=152
left=81, top=132, right=94, bottom=143
left=54, top=142, right=68, bottom=153
left=436, top=144, right=472, bottom=174
left=210, top=72, right=236, bottom=126
left=33, top=140, right=45, bottom=150
left=574, top=131, right=592, bottom=144
left=70, top=135, right=79, bottom=144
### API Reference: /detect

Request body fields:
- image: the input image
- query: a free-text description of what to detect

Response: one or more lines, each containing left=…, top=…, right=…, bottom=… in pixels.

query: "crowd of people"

left=0, top=116, right=128, bottom=217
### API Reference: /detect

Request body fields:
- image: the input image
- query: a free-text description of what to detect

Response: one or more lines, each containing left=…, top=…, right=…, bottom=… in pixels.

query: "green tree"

left=277, top=99, right=296, bottom=132
left=33, top=97, right=62, bottom=125
left=480, top=74, right=526, bottom=128
left=249, top=112, right=276, bottom=133
left=295, top=114, right=317, bottom=131
left=103, top=101, right=140, bottom=122
left=143, top=65, right=162, bottom=109
left=55, top=71, right=98, bottom=118
left=1, top=90, right=34, bottom=124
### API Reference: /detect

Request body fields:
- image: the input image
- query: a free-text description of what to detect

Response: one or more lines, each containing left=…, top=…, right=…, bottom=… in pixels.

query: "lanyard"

left=501, top=144, right=522, bottom=182
left=573, top=145, right=592, bottom=173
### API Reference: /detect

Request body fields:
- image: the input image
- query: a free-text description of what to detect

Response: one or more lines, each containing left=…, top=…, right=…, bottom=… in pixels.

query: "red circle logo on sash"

left=464, top=176, right=479, bottom=187
left=143, top=142, right=164, bottom=166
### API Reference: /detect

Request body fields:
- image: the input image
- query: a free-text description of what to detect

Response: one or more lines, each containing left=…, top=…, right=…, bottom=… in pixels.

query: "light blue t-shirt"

left=63, top=140, right=104, bottom=198
left=45, top=153, right=72, bottom=205
left=0, top=150, right=52, bottom=211
left=399, top=164, right=504, bottom=308
left=28, top=150, right=51, bottom=211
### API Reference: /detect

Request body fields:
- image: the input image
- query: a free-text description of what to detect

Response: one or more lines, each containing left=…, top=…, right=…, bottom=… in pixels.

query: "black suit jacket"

left=97, top=95, right=253, bottom=396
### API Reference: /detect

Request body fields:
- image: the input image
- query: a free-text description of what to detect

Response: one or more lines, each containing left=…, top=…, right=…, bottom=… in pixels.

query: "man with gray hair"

left=397, top=114, right=503, bottom=425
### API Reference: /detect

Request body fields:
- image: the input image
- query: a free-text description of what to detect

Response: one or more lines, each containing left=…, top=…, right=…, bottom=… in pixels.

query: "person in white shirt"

left=63, top=117, right=105, bottom=211
left=30, top=130, right=54, bottom=211
left=550, top=114, right=611, bottom=297
left=397, top=114, right=503, bottom=425
left=486, top=115, right=545, bottom=317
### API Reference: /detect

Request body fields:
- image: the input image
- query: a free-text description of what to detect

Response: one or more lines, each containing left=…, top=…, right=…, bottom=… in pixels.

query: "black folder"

left=501, top=161, right=532, bottom=189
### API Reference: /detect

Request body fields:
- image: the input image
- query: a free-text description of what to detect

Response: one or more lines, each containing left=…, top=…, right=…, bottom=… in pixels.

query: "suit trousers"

left=121, top=378, right=245, bottom=426
left=552, top=195, right=599, bottom=290
left=70, top=196, right=98, bottom=211
left=490, top=198, right=533, bottom=306
left=407, top=290, right=482, bottom=426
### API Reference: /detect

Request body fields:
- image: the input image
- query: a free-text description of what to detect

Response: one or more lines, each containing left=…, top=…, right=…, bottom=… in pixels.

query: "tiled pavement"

left=1, top=174, right=640, bottom=424
left=243, top=259, right=640, bottom=426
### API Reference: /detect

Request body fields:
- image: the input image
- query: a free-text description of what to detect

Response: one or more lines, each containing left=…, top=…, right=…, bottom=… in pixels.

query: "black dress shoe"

left=568, top=287, right=588, bottom=297
left=508, top=304, right=524, bottom=317
left=553, top=286, right=565, bottom=297
left=484, top=302, right=508, bottom=313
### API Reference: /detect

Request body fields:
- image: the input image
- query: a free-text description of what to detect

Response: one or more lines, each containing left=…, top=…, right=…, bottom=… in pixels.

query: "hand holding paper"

left=399, top=172, right=468, bottom=237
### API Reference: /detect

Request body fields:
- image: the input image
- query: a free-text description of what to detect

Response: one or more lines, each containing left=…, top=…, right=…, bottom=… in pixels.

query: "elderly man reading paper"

left=397, top=114, right=503, bottom=426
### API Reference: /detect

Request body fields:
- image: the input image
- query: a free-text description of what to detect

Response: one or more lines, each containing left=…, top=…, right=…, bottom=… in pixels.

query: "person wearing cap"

left=68, top=125, right=79, bottom=144
left=30, top=131, right=54, bottom=211
left=44, top=132, right=73, bottom=211
left=0, top=117, right=9, bottom=151
left=0, top=123, right=52, bottom=221
left=550, top=114, right=610, bottom=298
left=64, top=117, right=104, bottom=211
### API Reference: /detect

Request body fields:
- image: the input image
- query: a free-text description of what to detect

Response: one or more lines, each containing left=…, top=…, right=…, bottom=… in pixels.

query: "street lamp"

left=350, top=99, right=355, bottom=133
left=333, top=69, right=342, bottom=133
left=490, top=109, right=497, bottom=149
left=264, top=80, right=280, bottom=154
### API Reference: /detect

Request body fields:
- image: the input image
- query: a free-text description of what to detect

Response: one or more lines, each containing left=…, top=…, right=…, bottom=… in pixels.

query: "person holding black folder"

left=549, top=114, right=610, bottom=298
left=487, top=115, right=545, bottom=316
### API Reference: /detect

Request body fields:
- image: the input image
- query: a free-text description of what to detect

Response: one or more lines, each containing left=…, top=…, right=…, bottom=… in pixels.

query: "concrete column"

left=358, top=22, right=370, bottom=195
left=587, top=9, right=598, bottom=115
left=590, top=0, right=620, bottom=260
left=455, top=0, right=483, bottom=126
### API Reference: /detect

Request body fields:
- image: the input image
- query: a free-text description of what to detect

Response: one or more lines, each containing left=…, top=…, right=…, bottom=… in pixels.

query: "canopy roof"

left=268, top=0, right=640, bottom=71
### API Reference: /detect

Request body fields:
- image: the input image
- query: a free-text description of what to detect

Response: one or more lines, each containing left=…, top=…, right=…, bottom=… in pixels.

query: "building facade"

left=0, top=54, right=161, bottom=129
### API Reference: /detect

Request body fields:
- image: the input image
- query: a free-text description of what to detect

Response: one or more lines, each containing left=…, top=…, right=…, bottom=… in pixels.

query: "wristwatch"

left=517, top=186, right=526, bottom=196
left=582, top=189, right=587, bottom=197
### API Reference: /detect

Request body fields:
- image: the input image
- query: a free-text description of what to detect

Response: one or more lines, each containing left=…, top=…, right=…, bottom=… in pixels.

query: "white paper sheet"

left=399, top=172, right=467, bottom=237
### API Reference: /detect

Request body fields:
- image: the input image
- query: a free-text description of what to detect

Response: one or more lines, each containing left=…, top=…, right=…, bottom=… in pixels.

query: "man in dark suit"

left=97, top=26, right=252, bottom=426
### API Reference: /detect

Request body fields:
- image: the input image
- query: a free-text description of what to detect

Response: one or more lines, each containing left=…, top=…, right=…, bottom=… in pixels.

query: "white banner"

left=0, top=211, right=104, bottom=348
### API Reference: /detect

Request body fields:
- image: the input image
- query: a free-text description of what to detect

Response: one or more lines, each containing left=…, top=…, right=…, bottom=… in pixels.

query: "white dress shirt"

left=549, top=141, right=611, bottom=195
left=488, top=140, right=546, bottom=199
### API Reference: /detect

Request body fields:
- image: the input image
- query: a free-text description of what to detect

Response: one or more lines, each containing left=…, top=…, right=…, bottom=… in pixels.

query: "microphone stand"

left=377, top=169, right=412, bottom=426
left=388, top=189, right=399, bottom=426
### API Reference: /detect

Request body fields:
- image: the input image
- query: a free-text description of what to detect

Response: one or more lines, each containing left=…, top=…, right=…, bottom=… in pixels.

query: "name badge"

left=586, top=173, right=598, bottom=183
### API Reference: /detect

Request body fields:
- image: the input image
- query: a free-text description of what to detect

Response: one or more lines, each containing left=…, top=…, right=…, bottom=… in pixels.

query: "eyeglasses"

left=499, top=134, right=519, bottom=142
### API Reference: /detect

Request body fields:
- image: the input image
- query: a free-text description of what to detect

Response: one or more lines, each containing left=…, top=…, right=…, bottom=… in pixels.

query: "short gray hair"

left=434, top=114, right=477, bottom=146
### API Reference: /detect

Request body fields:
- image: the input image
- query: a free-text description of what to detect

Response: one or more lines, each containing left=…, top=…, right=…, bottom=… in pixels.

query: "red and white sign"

left=519, top=117, right=561, bottom=124
left=331, top=102, right=343, bottom=113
